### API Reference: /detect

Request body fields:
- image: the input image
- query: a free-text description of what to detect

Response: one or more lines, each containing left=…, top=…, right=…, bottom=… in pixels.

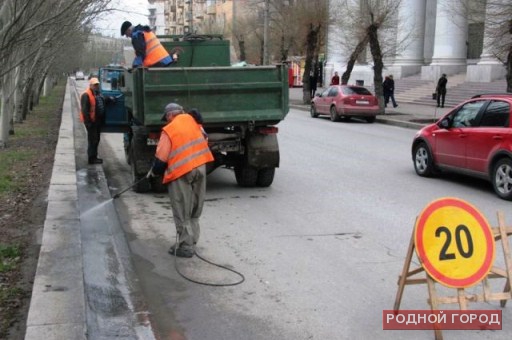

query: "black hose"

left=174, top=251, right=245, bottom=287
left=172, top=234, right=245, bottom=287
left=112, top=176, right=148, bottom=199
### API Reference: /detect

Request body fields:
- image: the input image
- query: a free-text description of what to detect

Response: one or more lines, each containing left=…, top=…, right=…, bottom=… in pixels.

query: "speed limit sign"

left=414, top=197, right=495, bottom=288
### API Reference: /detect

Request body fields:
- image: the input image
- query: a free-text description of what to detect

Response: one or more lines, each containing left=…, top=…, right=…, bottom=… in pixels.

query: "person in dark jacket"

left=330, top=71, right=340, bottom=85
left=80, top=78, right=115, bottom=164
left=121, top=21, right=177, bottom=68
left=382, top=75, right=398, bottom=108
left=309, top=70, right=318, bottom=98
left=436, top=74, right=448, bottom=108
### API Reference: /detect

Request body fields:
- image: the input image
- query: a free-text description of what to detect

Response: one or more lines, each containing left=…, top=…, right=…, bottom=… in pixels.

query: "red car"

left=412, top=94, right=512, bottom=200
left=310, top=85, right=381, bottom=123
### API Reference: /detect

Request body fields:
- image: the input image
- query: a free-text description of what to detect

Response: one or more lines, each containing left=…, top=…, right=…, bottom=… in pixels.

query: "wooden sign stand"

left=393, top=212, right=512, bottom=340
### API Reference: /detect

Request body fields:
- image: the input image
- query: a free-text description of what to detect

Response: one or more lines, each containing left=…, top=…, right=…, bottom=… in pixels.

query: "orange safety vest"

left=143, top=31, right=170, bottom=67
left=162, top=114, right=214, bottom=184
left=80, top=87, right=96, bottom=122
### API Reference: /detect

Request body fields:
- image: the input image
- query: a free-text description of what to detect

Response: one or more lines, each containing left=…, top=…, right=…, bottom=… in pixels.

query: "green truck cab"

left=101, top=35, right=289, bottom=192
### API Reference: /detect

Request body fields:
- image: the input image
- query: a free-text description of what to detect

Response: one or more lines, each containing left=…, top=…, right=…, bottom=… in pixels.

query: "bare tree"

left=0, top=0, right=112, bottom=147
left=331, top=0, right=401, bottom=109
left=467, top=0, right=512, bottom=92
left=275, top=0, right=328, bottom=104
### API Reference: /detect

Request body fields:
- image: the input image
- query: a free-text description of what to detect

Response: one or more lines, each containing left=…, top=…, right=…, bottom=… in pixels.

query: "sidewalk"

left=289, top=87, right=449, bottom=129
left=25, top=80, right=150, bottom=339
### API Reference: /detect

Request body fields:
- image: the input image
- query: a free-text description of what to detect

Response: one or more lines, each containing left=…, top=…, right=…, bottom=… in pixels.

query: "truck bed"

left=122, top=65, right=289, bottom=127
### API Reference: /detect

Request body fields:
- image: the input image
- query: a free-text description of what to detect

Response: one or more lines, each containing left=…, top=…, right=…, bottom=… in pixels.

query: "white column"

left=421, top=0, right=468, bottom=80
left=422, top=0, right=437, bottom=65
left=393, top=0, right=426, bottom=73
left=478, top=1, right=501, bottom=65
left=466, top=0, right=506, bottom=81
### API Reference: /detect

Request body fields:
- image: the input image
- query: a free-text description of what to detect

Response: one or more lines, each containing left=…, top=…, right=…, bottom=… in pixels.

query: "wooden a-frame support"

left=393, top=212, right=512, bottom=340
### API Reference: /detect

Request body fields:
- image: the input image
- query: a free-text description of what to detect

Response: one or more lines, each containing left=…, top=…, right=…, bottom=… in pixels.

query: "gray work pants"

left=168, top=165, right=206, bottom=249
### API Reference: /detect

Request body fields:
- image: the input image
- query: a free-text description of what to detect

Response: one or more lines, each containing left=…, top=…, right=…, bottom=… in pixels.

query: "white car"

left=75, top=71, right=85, bottom=80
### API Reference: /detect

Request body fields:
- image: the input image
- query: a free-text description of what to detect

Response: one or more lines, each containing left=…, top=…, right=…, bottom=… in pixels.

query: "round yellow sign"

left=414, top=197, right=495, bottom=288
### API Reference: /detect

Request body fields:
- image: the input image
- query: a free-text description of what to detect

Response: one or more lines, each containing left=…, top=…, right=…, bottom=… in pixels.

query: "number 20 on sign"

left=414, top=197, right=495, bottom=288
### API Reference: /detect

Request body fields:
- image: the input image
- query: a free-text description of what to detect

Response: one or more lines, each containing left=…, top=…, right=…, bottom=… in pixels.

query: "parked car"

left=75, top=71, right=85, bottom=80
left=412, top=94, right=512, bottom=200
left=310, top=85, right=381, bottom=123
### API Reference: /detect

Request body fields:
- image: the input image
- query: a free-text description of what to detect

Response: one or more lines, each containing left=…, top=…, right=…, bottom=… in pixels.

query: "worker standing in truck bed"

left=120, top=21, right=178, bottom=68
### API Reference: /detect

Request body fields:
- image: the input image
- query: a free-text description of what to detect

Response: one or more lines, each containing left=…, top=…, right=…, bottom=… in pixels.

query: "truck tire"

left=131, top=150, right=151, bottom=193
left=257, top=168, right=275, bottom=187
left=235, top=165, right=258, bottom=187
left=132, top=174, right=151, bottom=193
left=150, top=177, right=167, bottom=193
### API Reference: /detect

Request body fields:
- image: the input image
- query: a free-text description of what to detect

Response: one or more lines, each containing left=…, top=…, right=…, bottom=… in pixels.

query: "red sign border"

left=414, top=197, right=495, bottom=288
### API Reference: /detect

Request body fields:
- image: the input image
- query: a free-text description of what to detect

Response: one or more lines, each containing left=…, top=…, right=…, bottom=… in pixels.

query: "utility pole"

left=263, top=0, right=269, bottom=65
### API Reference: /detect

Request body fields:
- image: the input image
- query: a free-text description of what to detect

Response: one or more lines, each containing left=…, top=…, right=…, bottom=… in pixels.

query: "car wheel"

left=310, top=104, right=318, bottom=118
left=330, top=106, right=340, bottom=122
left=365, top=116, right=376, bottom=123
left=413, top=142, right=435, bottom=177
left=492, top=158, right=512, bottom=200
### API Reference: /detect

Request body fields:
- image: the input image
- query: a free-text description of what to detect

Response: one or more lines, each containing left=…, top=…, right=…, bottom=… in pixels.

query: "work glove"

left=146, top=168, right=155, bottom=178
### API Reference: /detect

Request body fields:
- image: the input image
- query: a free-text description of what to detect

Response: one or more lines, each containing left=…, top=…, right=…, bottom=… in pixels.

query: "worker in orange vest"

left=121, top=21, right=178, bottom=67
left=149, top=103, right=214, bottom=258
left=80, top=78, right=115, bottom=164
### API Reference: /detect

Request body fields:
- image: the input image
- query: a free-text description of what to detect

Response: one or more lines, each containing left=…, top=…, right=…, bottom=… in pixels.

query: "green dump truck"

left=101, top=35, right=289, bottom=192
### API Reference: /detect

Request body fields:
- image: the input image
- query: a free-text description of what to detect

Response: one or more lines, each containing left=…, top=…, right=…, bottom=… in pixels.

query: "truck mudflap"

left=233, top=128, right=279, bottom=188
left=246, top=130, right=280, bottom=168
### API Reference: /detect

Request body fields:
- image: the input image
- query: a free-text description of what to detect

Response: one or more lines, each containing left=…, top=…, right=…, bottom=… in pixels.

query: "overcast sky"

left=93, top=0, right=149, bottom=37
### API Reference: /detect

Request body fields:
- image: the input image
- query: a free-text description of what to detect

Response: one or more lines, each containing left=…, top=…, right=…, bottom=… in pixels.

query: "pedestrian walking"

left=80, top=77, right=114, bottom=164
left=382, top=75, right=398, bottom=108
left=436, top=74, right=448, bottom=108
left=121, top=21, right=178, bottom=68
left=148, top=103, right=214, bottom=258
left=310, top=70, right=318, bottom=98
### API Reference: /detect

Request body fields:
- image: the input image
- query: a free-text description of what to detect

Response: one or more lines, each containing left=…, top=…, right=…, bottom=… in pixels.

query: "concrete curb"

left=25, top=81, right=86, bottom=339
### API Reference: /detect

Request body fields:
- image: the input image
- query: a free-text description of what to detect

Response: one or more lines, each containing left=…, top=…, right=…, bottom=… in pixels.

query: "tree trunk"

left=280, top=35, right=289, bottom=63
left=0, top=85, right=12, bottom=148
left=302, top=23, right=321, bottom=104
left=367, top=23, right=385, bottom=112
left=506, top=44, right=512, bottom=93
left=238, top=35, right=246, bottom=62
left=341, top=36, right=369, bottom=85
left=22, top=77, right=35, bottom=121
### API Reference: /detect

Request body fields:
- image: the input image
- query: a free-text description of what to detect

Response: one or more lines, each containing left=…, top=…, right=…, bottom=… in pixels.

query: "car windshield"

left=343, top=87, right=371, bottom=95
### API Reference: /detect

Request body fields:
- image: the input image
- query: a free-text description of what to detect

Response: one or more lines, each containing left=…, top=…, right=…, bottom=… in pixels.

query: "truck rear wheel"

left=150, top=177, right=167, bottom=193
left=257, top=168, right=275, bottom=187
left=131, top=150, right=151, bottom=193
left=235, top=165, right=258, bottom=187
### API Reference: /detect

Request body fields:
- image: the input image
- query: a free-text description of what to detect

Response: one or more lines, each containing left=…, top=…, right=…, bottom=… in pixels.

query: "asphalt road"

left=101, top=108, right=512, bottom=340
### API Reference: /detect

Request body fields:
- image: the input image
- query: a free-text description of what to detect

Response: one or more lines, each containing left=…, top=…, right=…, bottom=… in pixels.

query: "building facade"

left=325, top=0, right=506, bottom=86
left=147, top=0, right=232, bottom=36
